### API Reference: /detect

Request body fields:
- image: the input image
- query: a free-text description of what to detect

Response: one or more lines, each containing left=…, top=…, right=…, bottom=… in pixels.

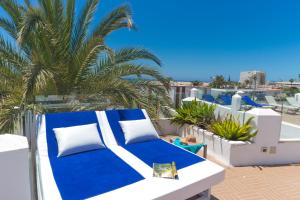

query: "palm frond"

left=74, top=38, right=107, bottom=87
left=0, top=34, right=28, bottom=71
left=24, top=0, right=32, bottom=8
left=23, top=63, right=54, bottom=100
left=18, top=8, right=43, bottom=44
left=93, top=5, right=135, bottom=39
left=64, top=0, right=75, bottom=50
left=72, top=0, right=99, bottom=52
left=37, top=0, right=54, bottom=22
left=0, top=92, right=23, bottom=134
left=0, top=17, right=17, bottom=39
left=114, top=48, right=161, bottom=66
left=52, top=0, right=64, bottom=29
left=0, top=0, right=23, bottom=26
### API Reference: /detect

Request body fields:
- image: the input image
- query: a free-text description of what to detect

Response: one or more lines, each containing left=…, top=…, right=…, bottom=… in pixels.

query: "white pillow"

left=119, top=119, right=159, bottom=144
left=53, top=123, right=105, bottom=157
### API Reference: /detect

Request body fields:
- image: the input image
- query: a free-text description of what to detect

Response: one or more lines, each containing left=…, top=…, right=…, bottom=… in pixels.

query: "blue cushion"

left=46, top=111, right=144, bottom=200
left=105, top=109, right=205, bottom=170
left=105, top=110, right=126, bottom=145
left=242, top=96, right=263, bottom=107
left=124, top=139, right=205, bottom=170
left=106, top=109, right=146, bottom=145
left=119, top=108, right=146, bottom=120
left=202, top=94, right=216, bottom=103
left=219, top=95, right=232, bottom=105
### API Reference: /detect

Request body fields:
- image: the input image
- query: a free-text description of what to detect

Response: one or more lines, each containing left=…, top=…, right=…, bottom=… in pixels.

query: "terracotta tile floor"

left=210, top=164, right=300, bottom=200
left=161, top=135, right=300, bottom=200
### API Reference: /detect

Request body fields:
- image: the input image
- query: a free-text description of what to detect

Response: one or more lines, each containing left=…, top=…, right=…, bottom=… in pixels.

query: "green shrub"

left=209, top=115, right=257, bottom=141
left=171, top=100, right=216, bottom=129
left=284, top=87, right=300, bottom=97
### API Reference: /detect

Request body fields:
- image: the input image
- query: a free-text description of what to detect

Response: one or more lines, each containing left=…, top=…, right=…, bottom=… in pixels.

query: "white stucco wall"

left=0, top=135, right=31, bottom=200
left=157, top=118, right=178, bottom=135
left=281, top=122, right=300, bottom=140
left=160, top=102, right=300, bottom=166
left=173, top=124, right=300, bottom=166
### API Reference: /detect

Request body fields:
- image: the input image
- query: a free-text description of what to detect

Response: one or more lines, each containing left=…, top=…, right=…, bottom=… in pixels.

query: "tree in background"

left=289, top=79, right=294, bottom=87
left=284, top=87, right=299, bottom=97
left=191, top=80, right=203, bottom=87
left=249, top=74, right=258, bottom=89
left=244, top=79, right=251, bottom=88
left=0, top=0, right=171, bottom=132
left=209, top=75, right=226, bottom=88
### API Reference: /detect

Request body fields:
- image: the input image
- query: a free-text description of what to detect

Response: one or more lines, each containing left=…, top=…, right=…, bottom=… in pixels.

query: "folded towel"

left=173, top=138, right=204, bottom=154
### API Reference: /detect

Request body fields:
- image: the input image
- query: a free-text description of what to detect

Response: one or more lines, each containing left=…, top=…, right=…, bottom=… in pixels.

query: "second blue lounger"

left=105, top=109, right=205, bottom=170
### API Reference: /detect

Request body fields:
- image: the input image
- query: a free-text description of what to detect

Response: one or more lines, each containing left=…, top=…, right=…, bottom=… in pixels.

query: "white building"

left=274, top=81, right=300, bottom=88
left=168, top=81, right=208, bottom=107
left=239, top=71, right=266, bottom=86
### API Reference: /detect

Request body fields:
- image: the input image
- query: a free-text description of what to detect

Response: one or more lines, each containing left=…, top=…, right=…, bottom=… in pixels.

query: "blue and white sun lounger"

left=242, top=95, right=270, bottom=108
left=101, top=108, right=224, bottom=199
left=202, top=94, right=219, bottom=104
left=219, top=95, right=232, bottom=105
left=36, top=111, right=144, bottom=200
left=36, top=109, right=224, bottom=200
left=105, top=109, right=204, bottom=169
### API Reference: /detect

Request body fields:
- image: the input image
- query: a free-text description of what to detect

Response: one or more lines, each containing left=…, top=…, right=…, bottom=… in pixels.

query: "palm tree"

left=289, top=79, right=294, bottom=87
left=191, top=80, right=203, bottom=86
left=244, top=79, right=250, bottom=88
left=252, top=75, right=257, bottom=89
left=0, top=0, right=171, bottom=132
left=209, top=75, right=226, bottom=88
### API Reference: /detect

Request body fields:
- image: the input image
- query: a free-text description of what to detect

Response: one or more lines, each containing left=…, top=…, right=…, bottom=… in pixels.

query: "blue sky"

left=2, top=0, right=300, bottom=82
left=98, top=0, right=300, bottom=82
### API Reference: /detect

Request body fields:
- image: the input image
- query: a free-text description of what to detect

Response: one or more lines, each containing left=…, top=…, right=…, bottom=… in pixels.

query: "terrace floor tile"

left=162, top=135, right=300, bottom=200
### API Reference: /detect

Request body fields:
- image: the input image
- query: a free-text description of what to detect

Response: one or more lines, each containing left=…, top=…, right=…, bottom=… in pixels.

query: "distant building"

left=274, top=81, right=300, bottom=88
left=239, top=71, right=266, bottom=87
left=298, top=74, right=300, bottom=81
left=168, top=81, right=208, bottom=107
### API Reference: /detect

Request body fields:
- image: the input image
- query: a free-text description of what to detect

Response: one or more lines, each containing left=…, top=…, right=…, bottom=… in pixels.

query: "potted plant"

left=171, top=100, right=216, bottom=129
left=209, top=115, right=257, bottom=141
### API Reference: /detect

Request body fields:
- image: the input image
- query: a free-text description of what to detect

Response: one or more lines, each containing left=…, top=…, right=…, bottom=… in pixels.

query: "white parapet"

left=190, top=88, right=199, bottom=98
left=0, top=134, right=31, bottom=200
left=231, top=92, right=241, bottom=114
left=171, top=102, right=300, bottom=166
left=295, top=93, right=300, bottom=104
left=246, top=108, right=282, bottom=146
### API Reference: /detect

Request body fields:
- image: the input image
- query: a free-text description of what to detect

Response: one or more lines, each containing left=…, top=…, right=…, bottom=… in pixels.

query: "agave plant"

left=171, top=100, right=216, bottom=129
left=209, top=115, right=258, bottom=141
left=0, top=0, right=171, bottom=133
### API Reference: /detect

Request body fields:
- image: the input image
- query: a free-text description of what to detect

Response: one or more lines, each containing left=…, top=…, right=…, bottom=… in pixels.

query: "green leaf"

left=209, top=114, right=258, bottom=141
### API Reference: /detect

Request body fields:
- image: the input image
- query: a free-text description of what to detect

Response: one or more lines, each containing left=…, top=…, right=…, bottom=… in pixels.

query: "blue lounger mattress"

left=39, top=111, right=144, bottom=200
left=123, top=139, right=204, bottom=169
left=105, top=109, right=205, bottom=170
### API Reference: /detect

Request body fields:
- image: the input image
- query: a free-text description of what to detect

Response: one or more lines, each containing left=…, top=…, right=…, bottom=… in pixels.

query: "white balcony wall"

left=159, top=102, right=300, bottom=166
left=0, top=135, right=31, bottom=200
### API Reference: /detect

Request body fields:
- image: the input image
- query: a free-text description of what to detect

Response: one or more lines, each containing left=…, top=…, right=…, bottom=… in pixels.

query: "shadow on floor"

left=211, top=195, right=221, bottom=200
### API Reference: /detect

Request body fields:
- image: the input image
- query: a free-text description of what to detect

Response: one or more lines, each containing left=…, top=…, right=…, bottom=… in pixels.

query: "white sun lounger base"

left=286, top=97, right=300, bottom=109
left=265, top=96, right=298, bottom=114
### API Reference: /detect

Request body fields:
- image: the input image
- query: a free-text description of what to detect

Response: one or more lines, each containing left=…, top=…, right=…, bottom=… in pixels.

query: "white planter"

left=176, top=124, right=250, bottom=166
left=159, top=118, right=300, bottom=166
